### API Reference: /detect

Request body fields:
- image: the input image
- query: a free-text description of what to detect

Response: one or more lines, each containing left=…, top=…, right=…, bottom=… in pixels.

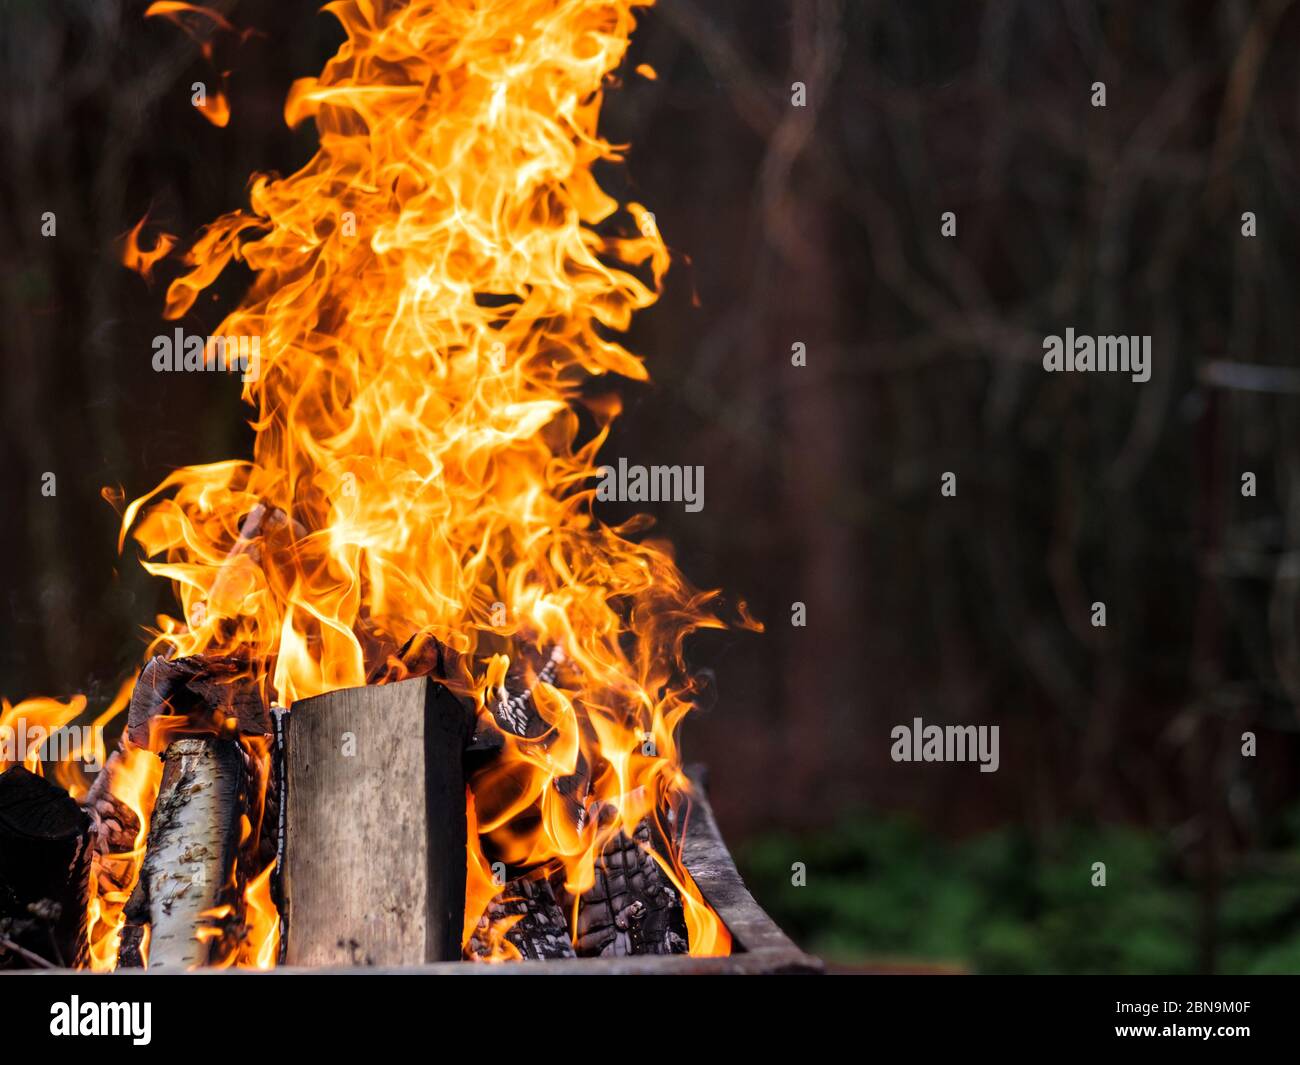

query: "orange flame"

left=15, top=0, right=738, bottom=967
left=144, top=1, right=255, bottom=128
left=0, top=694, right=86, bottom=776
left=238, top=861, right=280, bottom=970
left=120, top=216, right=178, bottom=282
left=84, top=744, right=163, bottom=971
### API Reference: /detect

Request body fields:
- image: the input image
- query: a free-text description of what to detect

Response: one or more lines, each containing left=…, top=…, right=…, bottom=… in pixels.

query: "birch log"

left=121, top=738, right=245, bottom=970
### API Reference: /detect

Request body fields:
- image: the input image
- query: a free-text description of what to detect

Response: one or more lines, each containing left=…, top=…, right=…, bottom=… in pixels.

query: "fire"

left=10, top=0, right=741, bottom=967
left=120, top=217, right=178, bottom=283
left=238, top=861, right=281, bottom=970
left=84, top=744, right=162, bottom=971
left=142, top=1, right=257, bottom=128
left=0, top=694, right=85, bottom=776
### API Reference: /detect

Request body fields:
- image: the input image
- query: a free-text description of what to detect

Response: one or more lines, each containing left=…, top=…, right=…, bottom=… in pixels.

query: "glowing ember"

left=8, top=0, right=744, bottom=968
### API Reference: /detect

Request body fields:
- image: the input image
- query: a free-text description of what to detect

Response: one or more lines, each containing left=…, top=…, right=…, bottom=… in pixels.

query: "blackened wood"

left=0, top=765, right=91, bottom=968
left=571, top=811, right=687, bottom=958
left=466, top=875, right=576, bottom=961
left=123, top=738, right=245, bottom=970
left=126, top=654, right=270, bottom=748
left=281, top=677, right=472, bottom=966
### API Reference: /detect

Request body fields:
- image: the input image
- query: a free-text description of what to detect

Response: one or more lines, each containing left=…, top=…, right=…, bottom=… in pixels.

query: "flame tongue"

left=99, top=0, right=734, bottom=963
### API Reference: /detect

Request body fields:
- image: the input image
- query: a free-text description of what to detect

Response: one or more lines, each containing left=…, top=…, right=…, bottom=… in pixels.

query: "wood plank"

left=281, top=677, right=471, bottom=966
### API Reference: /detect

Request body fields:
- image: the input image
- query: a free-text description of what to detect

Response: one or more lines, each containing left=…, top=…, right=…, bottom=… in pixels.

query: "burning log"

left=466, top=874, right=576, bottom=961
left=120, top=739, right=246, bottom=970
left=127, top=654, right=270, bottom=747
left=281, top=677, right=472, bottom=966
left=84, top=754, right=142, bottom=914
left=0, top=765, right=91, bottom=969
left=571, top=811, right=688, bottom=958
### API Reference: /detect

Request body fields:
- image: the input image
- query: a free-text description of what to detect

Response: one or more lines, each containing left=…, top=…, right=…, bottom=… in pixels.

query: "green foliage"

left=739, top=809, right=1300, bottom=974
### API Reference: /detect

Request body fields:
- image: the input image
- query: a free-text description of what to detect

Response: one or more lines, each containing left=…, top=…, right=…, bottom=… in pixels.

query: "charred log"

left=466, top=874, right=576, bottom=961
left=0, top=765, right=91, bottom=969
left=84, top=753, right=142, bottom=912
left=571, top=812, right=688, bottom=958
left=126, top=654, right=270, bottom=749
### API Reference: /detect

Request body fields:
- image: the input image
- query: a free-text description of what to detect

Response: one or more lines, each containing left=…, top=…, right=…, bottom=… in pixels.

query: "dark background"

left=4, top=0, right=1300, bottom=972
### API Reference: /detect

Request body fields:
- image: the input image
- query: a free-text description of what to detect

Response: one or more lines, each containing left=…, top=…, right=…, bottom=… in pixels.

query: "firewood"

left=84, top=753, right=143, bottom=903
left=570, top=810, right=688, bottom=958
left=0, top=765, right=91, bottom=969
left=126, top=654, right=270, bottom=747
left=121, top=738, right=246, bottom=970
left=281, top=677, right=472, bottom=966
left=466, top=874, right=576, bottom=961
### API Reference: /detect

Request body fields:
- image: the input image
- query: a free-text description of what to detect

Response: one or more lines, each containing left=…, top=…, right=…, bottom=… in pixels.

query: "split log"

left=120, top=738, right=245, bottom=970
left=0, top=765, right=91, bottom=968
left=571, top=811, right=688, bottom=958
left=281, top=677, right=472, bottom=966
left=126, top=654, right=269, bottom=749
left=466, top=874, right=576, bottom=961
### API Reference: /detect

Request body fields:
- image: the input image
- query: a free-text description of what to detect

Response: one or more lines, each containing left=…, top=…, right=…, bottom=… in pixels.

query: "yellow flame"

left=84, top=744, right=163, bottom=971
left=15, top=0, right=738, bottom=967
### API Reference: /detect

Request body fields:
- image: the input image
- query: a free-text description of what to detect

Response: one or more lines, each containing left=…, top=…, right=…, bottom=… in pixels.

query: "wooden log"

left=281, top=677, right=472, bottom=966
left=122, top=738, right=245, bottom=970
left=126, top=654, right=269, bottom=748
left=0, top=765, right=91, bottom=969
left=84, top=753, right=143, bottom=917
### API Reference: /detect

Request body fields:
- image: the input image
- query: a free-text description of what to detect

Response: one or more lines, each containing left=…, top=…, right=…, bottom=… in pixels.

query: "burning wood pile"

left=0, top=645, right=706, bottom=969
left=2, top=0, right=787, bottom=972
